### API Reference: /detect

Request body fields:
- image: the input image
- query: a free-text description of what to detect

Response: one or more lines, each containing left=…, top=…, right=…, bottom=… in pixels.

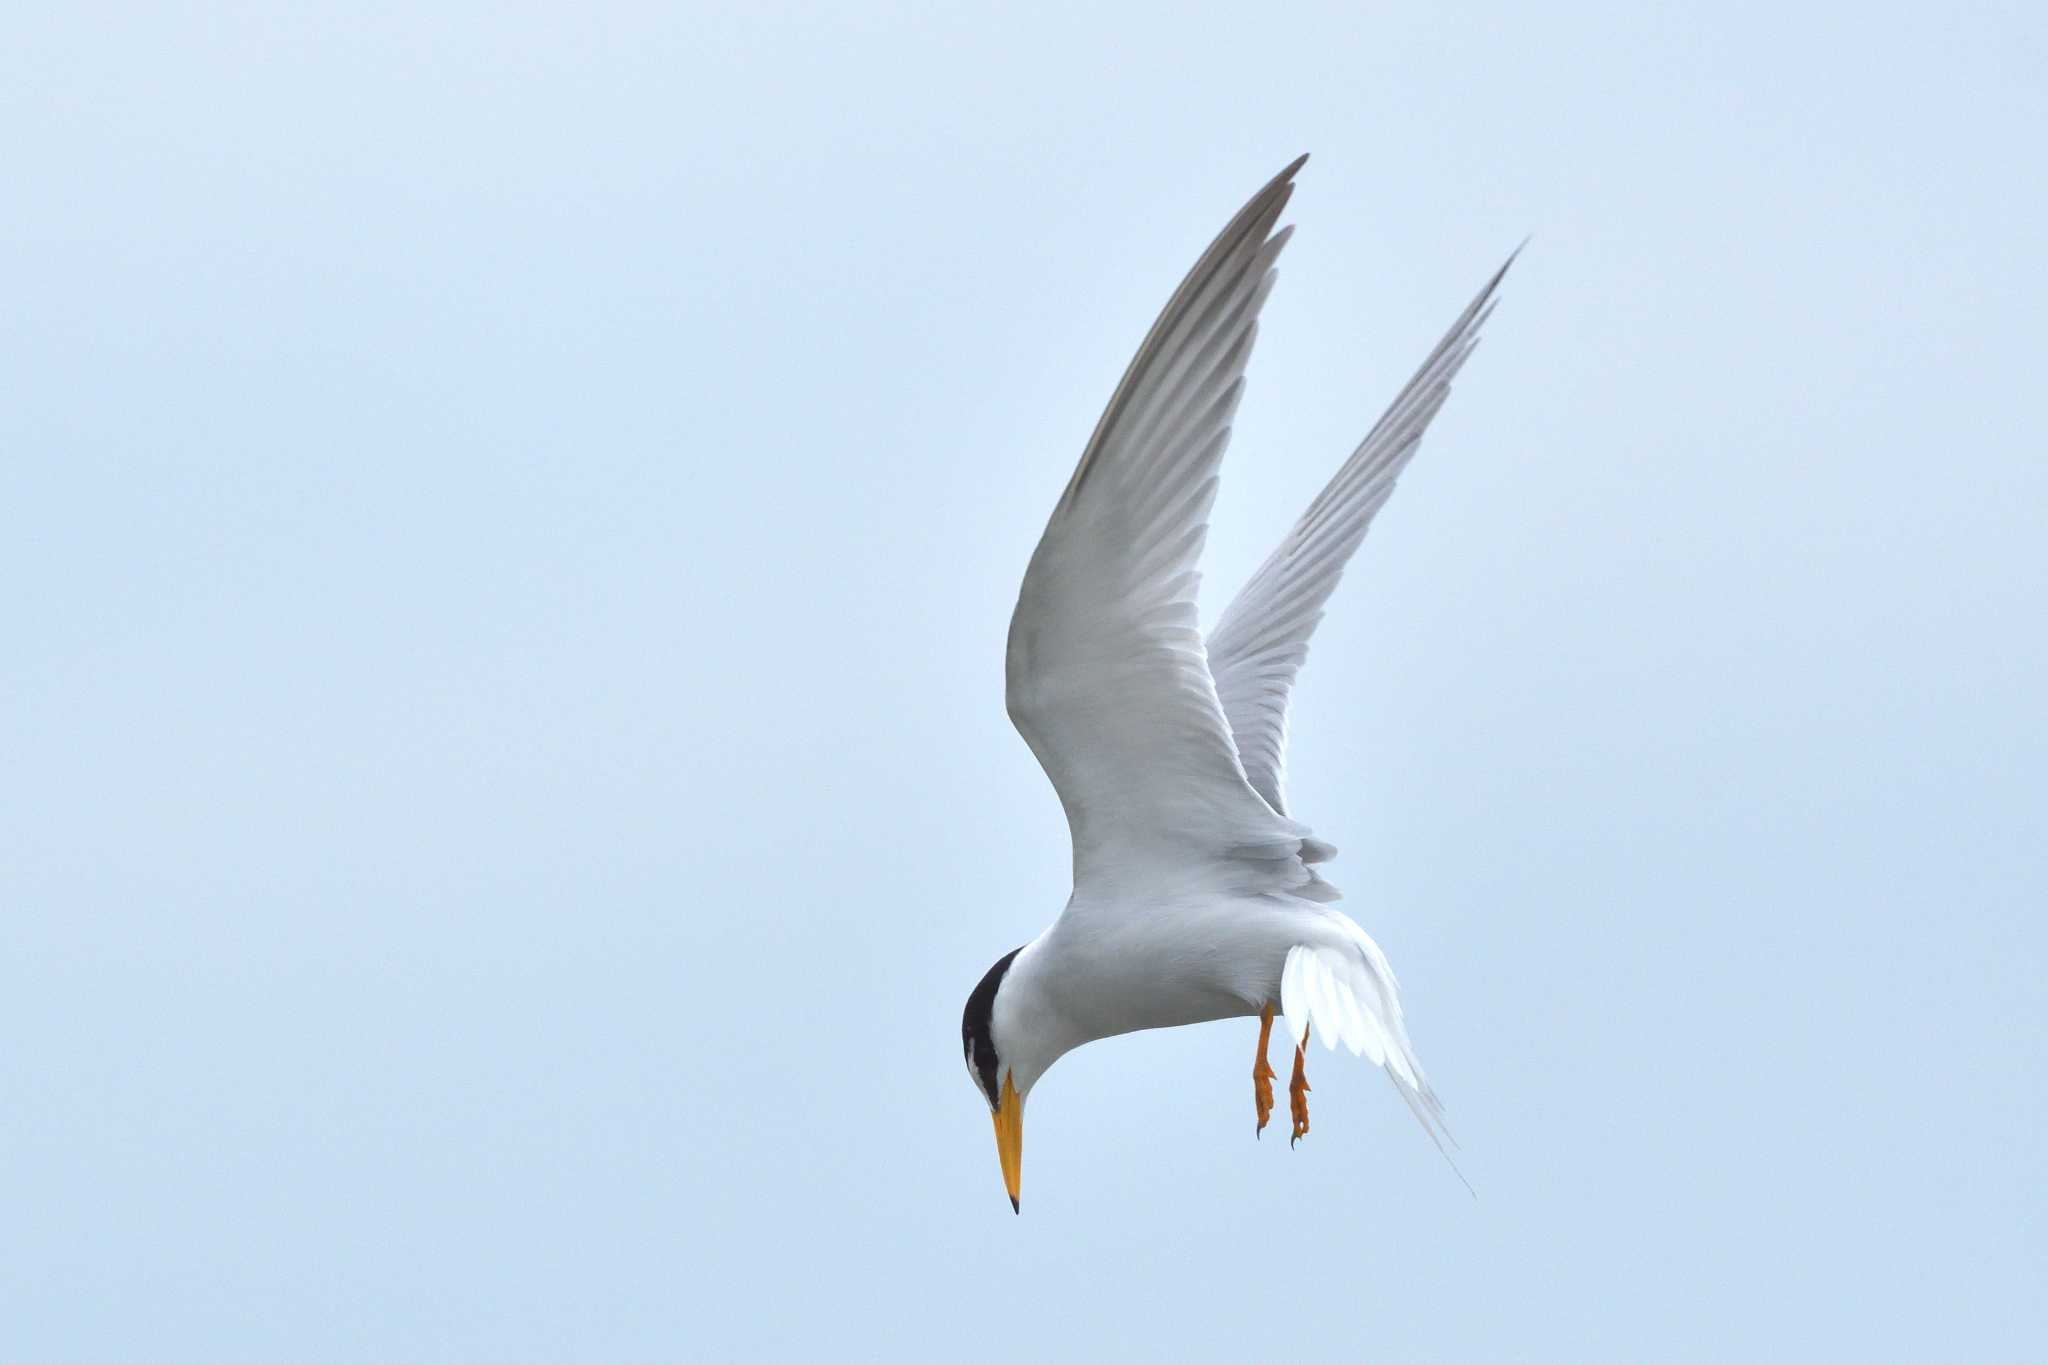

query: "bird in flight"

left=962, top=155, right=1513, bottom=1211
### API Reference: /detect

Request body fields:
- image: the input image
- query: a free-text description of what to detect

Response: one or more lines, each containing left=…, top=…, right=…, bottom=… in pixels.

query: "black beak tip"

left=1010, top=1196, right=1021, bottom=1214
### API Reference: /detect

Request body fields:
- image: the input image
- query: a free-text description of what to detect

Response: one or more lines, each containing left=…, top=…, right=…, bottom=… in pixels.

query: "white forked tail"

left=1279, top=939, right=1472, bottom=1193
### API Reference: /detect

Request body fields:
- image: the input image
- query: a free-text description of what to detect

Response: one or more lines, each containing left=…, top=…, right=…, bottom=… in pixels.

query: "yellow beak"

left=990, top=1070, right=1023, bottom=1213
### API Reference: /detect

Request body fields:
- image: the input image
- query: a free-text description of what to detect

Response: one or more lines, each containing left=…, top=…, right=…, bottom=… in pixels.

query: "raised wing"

left=1208, top=250, right=1517, bottom=814
left=1006, top=158, right=1313, bottom=889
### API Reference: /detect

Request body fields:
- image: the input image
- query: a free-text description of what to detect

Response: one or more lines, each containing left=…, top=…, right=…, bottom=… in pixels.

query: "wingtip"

left=1255, top=154, right=1311, bottom=201
left=1009, top=1196, right=1021, bottom=1214
left=1482, top=241, right=1531, bottom=292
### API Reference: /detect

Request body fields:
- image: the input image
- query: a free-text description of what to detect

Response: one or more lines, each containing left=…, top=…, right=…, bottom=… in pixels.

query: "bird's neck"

left=993, top=934, right=1094, bottom=1097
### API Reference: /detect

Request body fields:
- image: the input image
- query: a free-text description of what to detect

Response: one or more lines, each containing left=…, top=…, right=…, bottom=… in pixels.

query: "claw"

left=1288, top=1039, right=1311, bottom=1147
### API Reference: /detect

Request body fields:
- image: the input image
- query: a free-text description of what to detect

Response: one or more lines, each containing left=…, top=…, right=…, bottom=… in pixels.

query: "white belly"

left=1031, top=892, right=1319, bottom=1043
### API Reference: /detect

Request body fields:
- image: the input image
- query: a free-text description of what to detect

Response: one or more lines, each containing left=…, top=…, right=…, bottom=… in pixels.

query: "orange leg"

left=1253, top=1004, right=1278, bottom=1137
left=1289, top=1033, right=1311, bottom=1147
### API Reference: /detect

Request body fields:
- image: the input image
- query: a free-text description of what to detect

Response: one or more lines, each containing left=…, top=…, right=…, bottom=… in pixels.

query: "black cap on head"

left=961, top=946, right=1023, bottom=1108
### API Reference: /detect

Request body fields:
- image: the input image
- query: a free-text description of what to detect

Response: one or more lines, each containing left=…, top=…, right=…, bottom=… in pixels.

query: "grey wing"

left=1208, top=249, right=1518, bottom=815
left=1005, top=157, right=1325, bottom=896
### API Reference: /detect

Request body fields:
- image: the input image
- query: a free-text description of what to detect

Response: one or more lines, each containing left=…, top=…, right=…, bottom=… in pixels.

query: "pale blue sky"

left=4, top=3, right=2044, bottom=1361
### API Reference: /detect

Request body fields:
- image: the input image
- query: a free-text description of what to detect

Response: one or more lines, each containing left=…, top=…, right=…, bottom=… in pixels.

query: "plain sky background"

left=5, top=3, right=2044, bottom=1361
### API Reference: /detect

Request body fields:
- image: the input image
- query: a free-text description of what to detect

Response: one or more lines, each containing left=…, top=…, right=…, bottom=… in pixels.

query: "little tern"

left=962, top=155, right=1513, bottom=1211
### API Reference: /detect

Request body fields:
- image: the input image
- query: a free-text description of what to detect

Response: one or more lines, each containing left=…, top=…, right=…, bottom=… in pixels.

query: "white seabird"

left=962, top=155, right=1514, bottom=1211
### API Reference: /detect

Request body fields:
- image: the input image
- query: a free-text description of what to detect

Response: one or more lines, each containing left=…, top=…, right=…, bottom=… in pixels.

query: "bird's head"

left=960, top=944, right=1034, bottom=1213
